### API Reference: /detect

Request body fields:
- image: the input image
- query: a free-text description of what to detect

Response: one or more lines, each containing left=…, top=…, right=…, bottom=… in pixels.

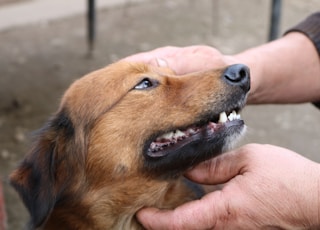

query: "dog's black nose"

left=223, top=64, right=250, bottom=92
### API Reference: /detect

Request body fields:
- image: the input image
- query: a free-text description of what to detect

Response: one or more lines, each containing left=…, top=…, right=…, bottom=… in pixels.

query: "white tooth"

left=174, top=130, right=185, bottom=138
left=219, top=112, right=228, bottom=123
left=150, top=142, right=156, bottom=148
left=228, top=113, right=234, bottom=121
left=159, top=132, right=174, bottom=140
left=188, top=128, right=197, bottom=134
left=236, top=114, right=241, bottom=119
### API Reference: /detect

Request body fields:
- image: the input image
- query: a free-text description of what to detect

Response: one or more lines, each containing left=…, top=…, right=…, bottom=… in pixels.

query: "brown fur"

left=10, top=61, right=249, bottom=229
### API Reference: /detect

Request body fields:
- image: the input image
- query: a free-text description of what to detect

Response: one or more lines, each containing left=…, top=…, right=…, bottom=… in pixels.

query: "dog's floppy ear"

left=10, top=108, right=83, bottom=229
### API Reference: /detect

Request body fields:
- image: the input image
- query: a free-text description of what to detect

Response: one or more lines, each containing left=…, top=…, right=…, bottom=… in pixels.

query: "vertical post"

left=268, top=0, right=282, bottom=41
left=87, top=0, right=96, bottom=54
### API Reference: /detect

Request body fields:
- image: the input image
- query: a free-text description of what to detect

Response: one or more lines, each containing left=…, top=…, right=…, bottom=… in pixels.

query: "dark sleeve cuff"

left=284, top=12, right=320, bottom=57
left=284, top=12, right=320, bottom=110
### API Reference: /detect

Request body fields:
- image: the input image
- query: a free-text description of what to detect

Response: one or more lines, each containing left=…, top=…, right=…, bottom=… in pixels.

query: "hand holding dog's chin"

left=137, top=144, right=320, bottom=230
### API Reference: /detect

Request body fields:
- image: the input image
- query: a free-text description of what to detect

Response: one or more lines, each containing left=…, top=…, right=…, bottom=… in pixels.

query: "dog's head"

left=10, top=61, right=250, bottom=229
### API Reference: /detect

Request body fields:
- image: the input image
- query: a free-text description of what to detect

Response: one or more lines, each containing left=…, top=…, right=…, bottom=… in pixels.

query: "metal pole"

left=87, top=0, right=96, bottom=54
left=268, top=0, right=282, bottom=41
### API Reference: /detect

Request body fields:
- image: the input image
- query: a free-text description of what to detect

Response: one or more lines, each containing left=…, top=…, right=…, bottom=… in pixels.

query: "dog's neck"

left=112, top=214, right=142, bottom=230
left=43, top=177, right=196, bottom=230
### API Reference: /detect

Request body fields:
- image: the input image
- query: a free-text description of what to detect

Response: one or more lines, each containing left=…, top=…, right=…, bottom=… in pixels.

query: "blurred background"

left=0, top=0, right=319, bottom=229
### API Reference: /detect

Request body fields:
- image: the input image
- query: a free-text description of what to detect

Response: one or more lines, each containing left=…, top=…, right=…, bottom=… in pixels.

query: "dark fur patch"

left=10, top=108, right=77, bottom=229
left=51, top=108, right=75, bottom=139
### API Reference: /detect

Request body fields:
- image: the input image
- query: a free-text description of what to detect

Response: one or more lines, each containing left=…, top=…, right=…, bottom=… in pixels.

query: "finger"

left=137, top=192, right=225, bottom=230
left=122, top=46, right=177, bottom=63
left=122, top=53, right=171, bottom=73
left=155, top=58, right=168, bottom=67
left=185, top=146, right=249, bottom=185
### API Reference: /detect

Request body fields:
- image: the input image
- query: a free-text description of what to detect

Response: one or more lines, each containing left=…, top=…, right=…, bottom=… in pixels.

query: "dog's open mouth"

left=147, top=110, right=243, bottom=158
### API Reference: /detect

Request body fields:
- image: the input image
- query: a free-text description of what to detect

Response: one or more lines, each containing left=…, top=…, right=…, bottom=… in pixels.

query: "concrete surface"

left=0, top=0, right=319, bottom=229
left=0, top=0, right=148, bottom=31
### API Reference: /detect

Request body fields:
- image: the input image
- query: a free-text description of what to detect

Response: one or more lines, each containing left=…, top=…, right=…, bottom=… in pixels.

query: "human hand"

left=124, top=45, right=236, bottom=75
left=137, top=144, right=320, bottom=230
left=123, top=45, right=259, bottom=103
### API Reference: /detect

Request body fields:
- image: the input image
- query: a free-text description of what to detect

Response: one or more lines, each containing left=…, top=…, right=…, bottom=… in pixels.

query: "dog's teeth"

left=158, top=132, right=174, bottom=141
left=228, top=112, right=234, bottom=121
left=174, top=130, right=185, bottom=139
left=228, top=110, right=241, bottom=121
left=219, top=111, right=241, bottom=123
left=188, top=128, right=197, bottom=135
left=219, top=112, right=228, bottom=123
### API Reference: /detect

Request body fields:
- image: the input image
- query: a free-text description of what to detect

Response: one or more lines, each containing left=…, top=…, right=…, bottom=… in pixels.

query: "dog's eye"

left=134, top=78, right=157, bottom=90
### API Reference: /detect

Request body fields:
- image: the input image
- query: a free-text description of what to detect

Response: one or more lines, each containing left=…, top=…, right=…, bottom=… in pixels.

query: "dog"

left=10, top=61, right=250, bottom=229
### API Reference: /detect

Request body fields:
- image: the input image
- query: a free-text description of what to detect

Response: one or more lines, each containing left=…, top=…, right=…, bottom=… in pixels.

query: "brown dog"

left=10, top=61, right=250, bottom=229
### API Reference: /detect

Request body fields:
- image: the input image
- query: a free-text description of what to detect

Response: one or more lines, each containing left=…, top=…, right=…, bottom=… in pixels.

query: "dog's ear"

left=10, top=136, right=58, bottom=229
left=10, top=108, right=83, bottom=229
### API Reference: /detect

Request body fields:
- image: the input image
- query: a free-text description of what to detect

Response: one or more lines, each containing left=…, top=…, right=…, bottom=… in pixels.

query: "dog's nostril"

left=239, top=69, right=247, bottom=80
left=223, top=64, right=248, bottom=82
left=223, top=64, right=250, bottom=92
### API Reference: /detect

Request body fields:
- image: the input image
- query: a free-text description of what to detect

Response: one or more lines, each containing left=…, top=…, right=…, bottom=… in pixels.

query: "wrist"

left=232, top=32, right=320, bottom=104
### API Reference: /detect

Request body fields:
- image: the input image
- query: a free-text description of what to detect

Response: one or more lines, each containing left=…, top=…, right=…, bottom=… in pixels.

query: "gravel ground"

left=0, top=0, right=319, bottom=229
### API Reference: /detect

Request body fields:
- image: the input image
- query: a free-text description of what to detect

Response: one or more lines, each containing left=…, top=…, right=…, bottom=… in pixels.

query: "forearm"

left=308, top=162, right=320, bottom=228
left=233, top=32, right=320, bottom=104
left=124, top=13, right=320, bottom=105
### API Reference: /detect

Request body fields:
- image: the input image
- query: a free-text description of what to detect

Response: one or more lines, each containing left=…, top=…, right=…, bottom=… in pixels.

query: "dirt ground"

left=0, top=0, right=320, bottom=229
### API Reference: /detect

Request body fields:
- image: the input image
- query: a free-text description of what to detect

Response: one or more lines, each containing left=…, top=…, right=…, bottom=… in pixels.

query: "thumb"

left=136, top=191, right=227, bottom=230
left=136, top=147, right=252, bottom=230
left=186, top=147, right=248, bottom=185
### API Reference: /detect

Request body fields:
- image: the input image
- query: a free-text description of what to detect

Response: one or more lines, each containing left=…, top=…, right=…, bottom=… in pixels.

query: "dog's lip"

left=146, top=110, right=243, bottom=158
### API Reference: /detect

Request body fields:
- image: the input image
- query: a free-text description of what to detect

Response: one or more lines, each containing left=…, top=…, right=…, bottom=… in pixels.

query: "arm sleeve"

left=284, top=12, right=320, bottom=109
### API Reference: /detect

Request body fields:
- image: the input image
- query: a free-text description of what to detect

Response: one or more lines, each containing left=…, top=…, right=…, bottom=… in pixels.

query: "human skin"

left=138, top=144, right=320, bottom=229
left=124, top=32, right=320, bottom=105
left=124, top=32, right=320, bottom=229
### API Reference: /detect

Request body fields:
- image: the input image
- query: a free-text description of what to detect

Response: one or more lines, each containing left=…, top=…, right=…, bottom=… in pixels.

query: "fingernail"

left=156, top=58, right=168, bottom=67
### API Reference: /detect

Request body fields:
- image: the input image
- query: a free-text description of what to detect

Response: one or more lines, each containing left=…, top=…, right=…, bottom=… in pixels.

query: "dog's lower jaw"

left=221, top=125, right=247, bottom=153
left=143, top=121, right=246, bottom=179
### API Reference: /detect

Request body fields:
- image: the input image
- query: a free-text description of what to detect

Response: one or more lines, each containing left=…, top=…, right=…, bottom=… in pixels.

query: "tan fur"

left=10, top=61, right=246, bottom=229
